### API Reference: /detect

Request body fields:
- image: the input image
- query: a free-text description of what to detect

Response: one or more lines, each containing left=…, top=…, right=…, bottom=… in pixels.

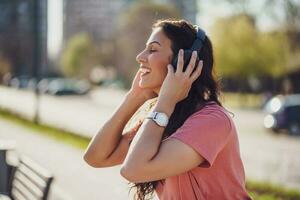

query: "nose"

left=136, top=49, right=147, bottom=64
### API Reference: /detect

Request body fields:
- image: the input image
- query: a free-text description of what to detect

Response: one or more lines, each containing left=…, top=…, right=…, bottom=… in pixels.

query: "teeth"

left=140, top=68, right=151, bottom=73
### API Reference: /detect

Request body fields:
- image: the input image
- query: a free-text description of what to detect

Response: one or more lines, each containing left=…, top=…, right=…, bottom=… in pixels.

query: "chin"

left=138, top=82, right=150, bottom=89
left=138, top=79, right=148, bottom=88
left=139, top=80, right=159, bottom=91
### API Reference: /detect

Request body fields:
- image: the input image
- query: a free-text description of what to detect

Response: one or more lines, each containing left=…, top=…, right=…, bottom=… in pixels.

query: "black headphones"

left=171, top=25, right=206, bottom=70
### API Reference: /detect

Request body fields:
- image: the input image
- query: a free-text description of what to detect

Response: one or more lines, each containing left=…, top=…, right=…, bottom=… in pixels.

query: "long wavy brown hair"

left=130, top=19, right=222, bottom=200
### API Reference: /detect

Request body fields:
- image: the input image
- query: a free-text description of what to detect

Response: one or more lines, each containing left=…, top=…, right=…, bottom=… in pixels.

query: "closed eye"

left=149, top=49, right=157, bottom=53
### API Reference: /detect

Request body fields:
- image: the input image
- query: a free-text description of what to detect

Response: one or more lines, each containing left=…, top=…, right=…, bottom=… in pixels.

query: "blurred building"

left=155, top=0, right=197, bottom=23
left=0, top=0, right=47, bottom=77
left=63, top=0, right=197, bottom=43
left=0, top=0, right=198, bottom=78
left=63, top=0, right=125, bottom=42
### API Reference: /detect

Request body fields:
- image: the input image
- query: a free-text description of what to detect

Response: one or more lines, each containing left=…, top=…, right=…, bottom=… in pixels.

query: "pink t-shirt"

left=155, top=102, right=251, bottom=200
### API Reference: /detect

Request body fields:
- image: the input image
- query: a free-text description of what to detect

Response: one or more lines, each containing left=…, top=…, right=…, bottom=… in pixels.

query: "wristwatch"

left=146, top=111, right=169, bottom=127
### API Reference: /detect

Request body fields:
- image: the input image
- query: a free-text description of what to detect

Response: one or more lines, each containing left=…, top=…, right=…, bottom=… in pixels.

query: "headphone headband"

left=191, top=25, right=206, bottom=51
left=194, top=25, right=206, bottom=41
left=170, top=24, right=206, bottom=68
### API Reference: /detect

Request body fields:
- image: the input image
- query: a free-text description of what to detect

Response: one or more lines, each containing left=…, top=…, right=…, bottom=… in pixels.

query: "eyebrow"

left=146, top=41, right=161, bottom=46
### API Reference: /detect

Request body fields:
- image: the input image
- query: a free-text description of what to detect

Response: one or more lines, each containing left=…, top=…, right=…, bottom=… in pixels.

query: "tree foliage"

left=211, top=14, right=289, bottom=79
left=60, top=32, right=102, bottom=78
left=114, top=1, right=180, bottom=87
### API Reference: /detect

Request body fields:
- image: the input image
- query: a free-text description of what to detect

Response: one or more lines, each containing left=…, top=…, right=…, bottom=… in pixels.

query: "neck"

left=153, top=87, right=160, bottom=96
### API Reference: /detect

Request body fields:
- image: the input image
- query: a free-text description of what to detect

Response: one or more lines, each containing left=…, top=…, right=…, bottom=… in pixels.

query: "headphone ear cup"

left=183, top=50, right=193, bottom=71
left=171, top=54, right=178, bottom=68
left=171, top=50, right=194, bottom=72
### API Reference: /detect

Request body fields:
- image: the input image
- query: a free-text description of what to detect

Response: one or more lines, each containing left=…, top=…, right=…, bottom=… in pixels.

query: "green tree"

left=265, top=0, right=300, bottom=73
left=211, top=14, right=289, bottom=79
left=60, top=32, right=102, bottom=79
left=114, top=1, right=180, bottom=87
left=258, top=32, right=290, bottom=77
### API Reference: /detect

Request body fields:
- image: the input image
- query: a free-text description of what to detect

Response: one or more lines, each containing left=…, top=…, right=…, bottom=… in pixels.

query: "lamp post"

left=32, top=0, right=47, bottom=124
left=32, top=0, right=40, bottom=123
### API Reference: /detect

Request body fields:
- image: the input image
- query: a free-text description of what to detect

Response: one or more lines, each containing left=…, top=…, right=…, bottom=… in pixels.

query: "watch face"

left=147, top=112, right=169, bottom=127
left=156, top=113, right=168, bottom=126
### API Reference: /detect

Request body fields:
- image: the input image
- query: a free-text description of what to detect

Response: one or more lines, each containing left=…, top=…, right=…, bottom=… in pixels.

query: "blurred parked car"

left=263, top=94, right=300, bottom=136
left=38, top=78, right=90, bottom=96
left=9, top=75, right=37, bottom=89
left=6, top=76, right=91, bottom=96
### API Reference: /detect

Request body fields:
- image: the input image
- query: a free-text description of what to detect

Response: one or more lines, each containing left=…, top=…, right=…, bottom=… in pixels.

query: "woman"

left=84, top=19, right=251, bottom=200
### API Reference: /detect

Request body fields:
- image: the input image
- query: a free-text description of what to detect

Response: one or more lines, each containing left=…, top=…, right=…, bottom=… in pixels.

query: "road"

left=0, top=86, right=126, bottom=138
left=0, top=86, right=300, bottom=200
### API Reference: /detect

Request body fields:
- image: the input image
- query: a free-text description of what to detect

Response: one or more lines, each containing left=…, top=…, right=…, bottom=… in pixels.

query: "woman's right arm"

left=83, top=92, right=145, bottom=168
left=84, top=69, right=157, bottom=167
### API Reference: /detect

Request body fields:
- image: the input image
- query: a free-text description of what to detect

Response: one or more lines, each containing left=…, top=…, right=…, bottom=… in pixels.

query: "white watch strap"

left=147, top=112, right=158, bottom=119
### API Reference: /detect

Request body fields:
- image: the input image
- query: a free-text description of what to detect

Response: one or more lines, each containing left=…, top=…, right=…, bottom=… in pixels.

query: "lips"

left=140, top=66, right=151, bottom=76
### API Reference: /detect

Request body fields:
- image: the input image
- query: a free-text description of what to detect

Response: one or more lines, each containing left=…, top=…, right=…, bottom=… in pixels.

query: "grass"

left=222, top=92, right=264, bottom=109
left=1, top=108, right=300, bottom=199
left=247, top=180, right=300, bottom=200
left=0, top=108, right=90, bottom=149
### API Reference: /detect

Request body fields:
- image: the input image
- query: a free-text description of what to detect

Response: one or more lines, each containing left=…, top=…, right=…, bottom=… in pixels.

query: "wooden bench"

left=0, top=156, right=54, bottom=200
left=0, top=140, right=16, bottom=194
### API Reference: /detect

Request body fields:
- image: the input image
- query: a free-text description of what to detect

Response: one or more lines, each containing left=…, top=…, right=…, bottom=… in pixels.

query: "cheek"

left=152, top=63, right=168, bottom=83
left=150, top=55, right=169, bottom=77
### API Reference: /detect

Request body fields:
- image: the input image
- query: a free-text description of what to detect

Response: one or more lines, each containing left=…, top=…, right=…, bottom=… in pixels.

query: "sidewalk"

left=0, top=117, right=136, bottom=200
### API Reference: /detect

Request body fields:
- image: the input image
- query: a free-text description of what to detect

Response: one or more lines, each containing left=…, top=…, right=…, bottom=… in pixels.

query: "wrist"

left=157, top=95, right=177, bottom=107
left=125, top=91, right=147, bottom=106
left=154, top=98, right=176, bottom=117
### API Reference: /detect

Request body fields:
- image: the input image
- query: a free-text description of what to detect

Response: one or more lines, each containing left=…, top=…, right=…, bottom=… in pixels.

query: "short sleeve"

left=168, top=108, right=232, bottom=167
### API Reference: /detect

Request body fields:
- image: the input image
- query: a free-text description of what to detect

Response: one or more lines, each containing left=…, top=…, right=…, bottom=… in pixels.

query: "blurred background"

left=0, top=0, right=300, bottom=200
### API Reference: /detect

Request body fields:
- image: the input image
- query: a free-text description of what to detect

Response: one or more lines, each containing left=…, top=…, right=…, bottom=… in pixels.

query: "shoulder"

left=169, top=101, right=233, bottom=141
left=167, top=102, right=235, bottom=166
left=187, top=102, right=233, bottom=132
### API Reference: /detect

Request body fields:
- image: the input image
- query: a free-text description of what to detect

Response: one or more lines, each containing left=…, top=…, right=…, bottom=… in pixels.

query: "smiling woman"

left=136, top=27, right=173, bottom=94
left=84, top=19, right=251, bottom=200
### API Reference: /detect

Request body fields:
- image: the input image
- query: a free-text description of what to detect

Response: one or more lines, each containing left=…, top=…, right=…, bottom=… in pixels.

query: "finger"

left=176, top=49, right=184, bottom=74
left=133, top=120, right=143, bottom=132
left=128, top=120, right=143, bottom=136
left=185, top=51, right=198, bottom=76
left=190, top=60, right=203, bottom=81
left=167, top=64, right=174, bottom=75
left=135, top=69, right=143, bottom=78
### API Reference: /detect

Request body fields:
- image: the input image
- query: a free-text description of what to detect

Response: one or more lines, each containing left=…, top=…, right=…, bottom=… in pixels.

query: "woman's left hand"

left=158, top=49, right=203, bottom=105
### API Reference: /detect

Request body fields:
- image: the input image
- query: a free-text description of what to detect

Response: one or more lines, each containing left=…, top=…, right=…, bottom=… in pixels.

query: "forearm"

left=84, top=92, right=145, bottom=164
left=123, top=98, right=175, bottom=167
